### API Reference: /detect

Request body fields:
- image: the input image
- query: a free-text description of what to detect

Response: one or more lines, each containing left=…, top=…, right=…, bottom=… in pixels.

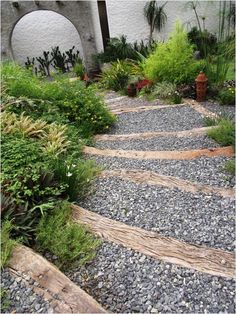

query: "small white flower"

left=72, top=164, right=76, bottom=168
left=67, top=172, right=73, bottom=177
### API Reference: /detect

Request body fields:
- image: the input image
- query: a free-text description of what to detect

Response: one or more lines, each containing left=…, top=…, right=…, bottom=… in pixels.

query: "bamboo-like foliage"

left=43, top=123, right=71, bottom=156
left=144, top=1, right=167, bottom=44
left=1, top=112, right=47, bottom=137
left=1, top=112, right=70, bottom=156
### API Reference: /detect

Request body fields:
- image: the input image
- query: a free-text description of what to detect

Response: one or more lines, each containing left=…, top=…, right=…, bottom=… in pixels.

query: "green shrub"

left=143, top=22, right=203, bottom=84
left=187, top=27, right=217, bottom=57
left=100, top=60, right=132, bottom=91
left=73, top=61, right=85, bottom=79
left=36, top=202, right=100, bottom=269
left=152, top=82, right=177, bottom=99
left=2, top=63, right=116, bottom=137
left=218, top=87, right=235, bottom=106
left=1, top=220, right=18, bottom=268
left=224, top=159, right=235, bottom=175
left=1, top=134, right=64, bottom=203
left=207, top=118, right=235, bottom=147
left=95, top=35, right=139, bottom=63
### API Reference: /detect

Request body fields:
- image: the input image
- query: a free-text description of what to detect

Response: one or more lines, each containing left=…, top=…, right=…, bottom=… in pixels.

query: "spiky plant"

left=144, top=1, right=167, bottom=44
left=1, top=112, right=47, bottom=138
left=43, top=123, right=71, bottom=156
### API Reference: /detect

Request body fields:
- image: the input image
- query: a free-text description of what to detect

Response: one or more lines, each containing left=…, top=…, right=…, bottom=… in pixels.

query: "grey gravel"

left=66, top=241, right=236, bottom=313
left=80, top=177, right=235, bottom=251
left=109, top=105, right=205, bottom=134
left=88, top=155, right=235, bottom=188
left=201, top=101, right=235, bottom=120
left=1, top=268, right=53, bottom=313
left=95, top=134, right=219, bottom=151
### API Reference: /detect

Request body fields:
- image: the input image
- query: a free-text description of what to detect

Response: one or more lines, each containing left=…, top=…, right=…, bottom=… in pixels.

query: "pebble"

left=80, top=177, right=235, bottom=251
left=109, top=105, right=204, bottom=134
left=96, top=134, right=219, bottom=151
left=1, top=268, right=54, bottom=313
left=66, top=241, right=236, bottom=313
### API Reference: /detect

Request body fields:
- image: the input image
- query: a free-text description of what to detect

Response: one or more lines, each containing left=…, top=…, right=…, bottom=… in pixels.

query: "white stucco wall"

left=11, top=1, right=220, bottom=65
left=105, top=0, right=220, bottom=43
left=11, top=10, right=84, bottom=65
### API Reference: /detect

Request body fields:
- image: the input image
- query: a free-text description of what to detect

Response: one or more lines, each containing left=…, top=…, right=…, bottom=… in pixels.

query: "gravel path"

left=79, top=177, right=235, bottom=251
left=88, top=155, right=235, bottom=188
left=66, top=241, right=235, bottom=314
left=109, top=105, right=204, bottom=134
left=1, top=268, right=53, bottom=313
left=201, top=101, right=235, bottom=120
left=95, top=134, right=219, bottom=151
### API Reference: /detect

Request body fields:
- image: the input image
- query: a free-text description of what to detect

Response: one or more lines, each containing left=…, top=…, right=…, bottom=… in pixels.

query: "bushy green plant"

left=152, top=82, right=177, bottom=99
left=96, top=35, right=137, bottom=63
left=1, top=220, right=18, bottom=268
left=2, top=63, right=115, bottom=137
left=218, top=87, right=235, bottom=106
left=73, top=61, right=85, bottom=79
left=187, top=26, right=217, bottom=57
left=1, top=134, right=64, bottom=203
left=100, top=60, right=132, bottom=91
left=143, top=22, right=203, bottom=84
left=207, top=118, right=235, bottom=147
left=36, top=202, right=100, bottom=269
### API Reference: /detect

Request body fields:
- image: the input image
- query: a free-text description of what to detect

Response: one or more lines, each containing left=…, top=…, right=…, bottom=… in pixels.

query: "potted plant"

left=127, top=83, right=137, bottom=97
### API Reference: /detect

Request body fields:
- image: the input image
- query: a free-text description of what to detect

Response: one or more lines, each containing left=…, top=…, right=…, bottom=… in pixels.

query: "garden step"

left=8, top=245, right=106, bottom=313
left=83, top=145, right=234, bottom=160
left=94, top=134, right=219, bottom=151
left=110, top=103, right=186, bottom=115
left=77, top=176, right=235, bottom=251
left=107, top=104, right=205, bottom=134
left=100, top=169, right=235, bottom=199
left=88, top=155, right=234, bottom=189
left=72, top=204, right=235, bottom=279
left=94, top=126, right=217, bottom=141
left=66, top=239, right=235, bottom=313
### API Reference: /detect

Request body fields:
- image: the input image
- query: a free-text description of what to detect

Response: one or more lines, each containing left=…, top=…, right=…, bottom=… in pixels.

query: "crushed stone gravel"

left=87, top=155, right=235, bottom=188
left=108, top=105, right=205, bottom=134
left=1, top=268, right=53, bottom=314
left=201, top=102, right=235, bottom=120
left=66, top=241, right=236, bottom=314
left=95, top=134, right=219, bottom=151
left=79, top=177, right=235, bottom=251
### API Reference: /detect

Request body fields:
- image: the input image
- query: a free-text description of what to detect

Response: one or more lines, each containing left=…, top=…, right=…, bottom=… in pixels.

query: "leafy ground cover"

left=1, top=62, right=116, bottom=268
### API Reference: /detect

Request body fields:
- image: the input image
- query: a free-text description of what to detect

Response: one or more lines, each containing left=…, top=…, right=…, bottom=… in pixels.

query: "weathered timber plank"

left=184, top=98, right=219, bottom=119
left=111, top=103, right=186, bottom=115
left=83, top=146, right=234, bottom=160
left=101, top=169, right=235, bottom=199
left=9, top=245, right=106, bottom=313
left=94, top=126, right=217, bottom=141
left=72, top=205, right=236, bottom=279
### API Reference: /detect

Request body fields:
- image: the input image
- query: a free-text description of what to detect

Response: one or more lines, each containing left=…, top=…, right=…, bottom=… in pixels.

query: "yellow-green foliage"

left=1, top=112, right=70, bottom=156
left=43, top=123, right=71, bottom=156
left=144, top=22, right=203, bottom=84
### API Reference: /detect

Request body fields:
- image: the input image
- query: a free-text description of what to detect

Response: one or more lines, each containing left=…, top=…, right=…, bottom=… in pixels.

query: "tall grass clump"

left=36, top=202, right=100, bottom=269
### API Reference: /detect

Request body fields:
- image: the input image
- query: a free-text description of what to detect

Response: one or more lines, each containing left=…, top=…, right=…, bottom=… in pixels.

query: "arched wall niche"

left=11, top=10, right=84, bottom=68
left=1, top=0, right=99, bottom=75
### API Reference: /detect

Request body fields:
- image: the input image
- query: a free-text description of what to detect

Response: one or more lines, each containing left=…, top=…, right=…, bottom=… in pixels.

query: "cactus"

left=51, top=46, right=67, bottom=73
left=36, top=51, right=53, bottom=76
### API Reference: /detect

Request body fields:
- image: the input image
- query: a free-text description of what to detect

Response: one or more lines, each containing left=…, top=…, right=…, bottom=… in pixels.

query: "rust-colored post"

left=195, top=71, right=208, bottom=102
